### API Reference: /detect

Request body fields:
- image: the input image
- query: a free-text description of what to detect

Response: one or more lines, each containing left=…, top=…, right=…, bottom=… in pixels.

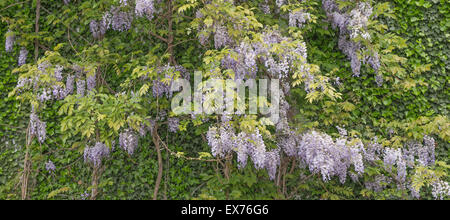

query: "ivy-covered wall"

left=0, top=0, right=448, bottom=200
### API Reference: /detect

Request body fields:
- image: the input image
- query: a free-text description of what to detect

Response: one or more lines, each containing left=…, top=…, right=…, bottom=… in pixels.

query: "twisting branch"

left=0, top=1, right=30, bottom=13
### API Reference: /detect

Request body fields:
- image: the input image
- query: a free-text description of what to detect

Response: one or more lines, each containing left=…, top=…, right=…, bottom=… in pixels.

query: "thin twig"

left=67, top=28, right=79, bottom=54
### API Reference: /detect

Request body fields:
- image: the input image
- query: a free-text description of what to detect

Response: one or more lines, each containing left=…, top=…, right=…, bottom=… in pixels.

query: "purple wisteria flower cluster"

left=84, top=142, right=110, bottom=167
left=431, top=180, right=450, bottom=200
left=206, top=120, right=445, bottom=198
left=168, top=117, right=180, bottom=133
left=15, top=62, right=79, bottom=102
left=18, top=47, right=28, bottom=66
left=219, top=28, right=310, bottom=90
left=30, top=112, right=47, bottom=143
left=89, top=20, right=108, bottom=40
left=260, top=0, right=271, bottom=14
left=207, top=123, right=281, bottom=180
left=151, top=65, right=188, bottom=98
left=289, top=10, right=312, bottom=28
left=297, top=130, right=365, bottom=183
left=90, top=7, right=133, bottom=39
left=45, top=160, right=56, bottom=173
left=90, top=0, right=159, bottom=39
left=76, top=79, right=86, bottom=97
left=322, top=0, right=380, bottom=79
left=86, top=74, right=96, bottom=91
left=119, top=129, right=139, bottom=155
left=5, top=30, right=14, bottom=52
left=135, top=0, right=155, bottom=20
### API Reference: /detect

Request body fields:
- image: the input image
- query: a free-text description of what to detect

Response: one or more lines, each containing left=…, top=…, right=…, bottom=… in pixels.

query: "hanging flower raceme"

left=168, top=117, right=180, bottom=133
left=119, top=129, right=139, bottom=155
left=207, top=123, right=281, bottom=180
left=297, top=130, right=365, bottom=183
left=86, top=74, right=96, bottom=92
left=289, top=10, right=311, bottom=28
left=89, top=20, right=107, bottom=40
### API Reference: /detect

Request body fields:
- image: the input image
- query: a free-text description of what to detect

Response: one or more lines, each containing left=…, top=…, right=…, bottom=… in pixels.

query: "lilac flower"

left=248, top=128, right=267, bottom=170
left=37, top=120, right=47, bottom=143
left=367, top=52, right=381, bottom=73
left=234, top=133, right=249, bottom=168
left=198, top=32, right=210, bottom=46
left=152, top=79, right=168, bottom=98
left=397, top=157, right=407, bottom=183
left=323, top=0, right=377, bottom=77
left=15, top=77, right=30, bottom=94
left=336, top=126, right=348, bottom=137
left=138, top=124, right=147, bottom=137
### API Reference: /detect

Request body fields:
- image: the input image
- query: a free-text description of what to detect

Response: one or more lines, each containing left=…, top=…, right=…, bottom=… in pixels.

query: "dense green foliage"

left=0, top=0, right=448, bottom=200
